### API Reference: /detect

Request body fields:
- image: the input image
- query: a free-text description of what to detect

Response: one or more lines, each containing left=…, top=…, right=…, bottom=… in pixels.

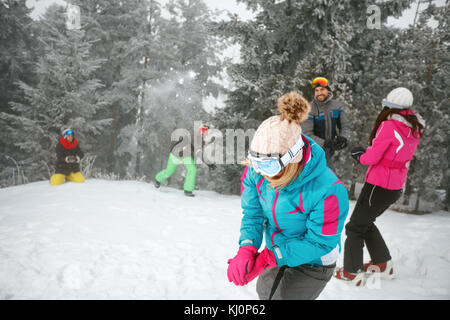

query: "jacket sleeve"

left=238, top=166, right=265, bottom=249
left=55, top=144, right=66, bottom=165
left=272, top=182, right=349, bottom=267
left=169, top=137, right=183, bottom=154
left=302, top=113, right=325, bottom=147
left=337, top=106, right=351, bottom=140
left=360, top=121, right=393, bottom=166
left=76, top=145, right=84, bottom=159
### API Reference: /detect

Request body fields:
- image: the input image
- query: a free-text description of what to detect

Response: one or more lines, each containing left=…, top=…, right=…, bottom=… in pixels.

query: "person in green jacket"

left=154, top=124, right=213, bottom=197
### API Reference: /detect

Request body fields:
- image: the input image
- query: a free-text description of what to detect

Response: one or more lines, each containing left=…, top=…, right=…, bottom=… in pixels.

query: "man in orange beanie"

left=302, top=77, right=351, bottom=170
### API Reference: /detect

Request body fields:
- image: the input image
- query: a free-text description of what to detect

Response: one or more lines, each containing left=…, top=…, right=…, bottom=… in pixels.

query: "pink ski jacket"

left=360, top=112, right=424, bottom=190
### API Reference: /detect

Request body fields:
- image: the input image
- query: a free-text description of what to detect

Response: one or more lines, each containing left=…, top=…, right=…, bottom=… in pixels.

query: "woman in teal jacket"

left=227, top=92, right=349, bottom=300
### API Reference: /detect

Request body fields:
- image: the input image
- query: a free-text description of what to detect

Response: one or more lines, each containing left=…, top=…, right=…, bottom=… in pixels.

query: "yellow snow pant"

left=50, top=172, right=85, bottom=185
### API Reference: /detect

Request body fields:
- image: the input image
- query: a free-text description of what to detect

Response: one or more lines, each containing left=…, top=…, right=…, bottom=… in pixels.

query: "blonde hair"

left=242, top=160, right=303, bottom=191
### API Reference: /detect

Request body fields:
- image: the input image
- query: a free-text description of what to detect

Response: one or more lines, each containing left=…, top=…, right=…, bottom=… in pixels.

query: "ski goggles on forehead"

left=312, top=77, right=329, bottom=89
left=248, top=136, right=304, bottom=177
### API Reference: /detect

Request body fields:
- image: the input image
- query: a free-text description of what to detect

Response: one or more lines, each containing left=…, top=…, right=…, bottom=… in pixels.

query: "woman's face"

left=66, top=135, right=74, bottom=142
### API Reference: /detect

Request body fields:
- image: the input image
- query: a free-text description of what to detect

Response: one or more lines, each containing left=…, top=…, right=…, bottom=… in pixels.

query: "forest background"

left=1, top=0, right=448, bottom=213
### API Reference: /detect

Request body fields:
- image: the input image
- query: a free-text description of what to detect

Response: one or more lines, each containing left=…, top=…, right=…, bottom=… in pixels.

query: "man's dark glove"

left=332, top=136, right=348, bottom=150
left=323, top=139, right=333, bottom=150
left=208, top=164, right=217, bottom=170
left=351, top=147, right=366, bottom=162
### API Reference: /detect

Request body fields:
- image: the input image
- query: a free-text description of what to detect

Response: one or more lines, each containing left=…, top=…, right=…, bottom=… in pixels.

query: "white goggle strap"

left=280, top=136, right=304, bottom=167
left=382, top=99, right=405, bottom=109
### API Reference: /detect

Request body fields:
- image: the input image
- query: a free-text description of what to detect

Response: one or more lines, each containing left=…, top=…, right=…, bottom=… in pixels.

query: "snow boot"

left=334, top=267, right=366, bottom=287
left=184, top=190, right=195, bottom=197
left=363, top=260, right=394, bottom=280
left=154, top=181, right=161, bottom=189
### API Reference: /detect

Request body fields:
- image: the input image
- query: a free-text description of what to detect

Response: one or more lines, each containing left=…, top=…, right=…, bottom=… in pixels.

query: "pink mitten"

left=227, top=245, right=258, bottom=286
left=245, top=248, right=277, bottom=283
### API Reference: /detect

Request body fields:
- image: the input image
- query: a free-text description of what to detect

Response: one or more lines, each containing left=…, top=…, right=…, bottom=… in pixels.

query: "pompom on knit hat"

left=250, top=92, right=311, bottom=163
left=382, top=87, right=413, bottom=109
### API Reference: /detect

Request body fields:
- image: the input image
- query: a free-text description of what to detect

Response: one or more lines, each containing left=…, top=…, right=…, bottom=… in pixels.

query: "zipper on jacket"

left=271, top=191, right=282, bottom=246
left=272, top=191, right=280, bottom=229
left=326, top=109, right=332, bottom=141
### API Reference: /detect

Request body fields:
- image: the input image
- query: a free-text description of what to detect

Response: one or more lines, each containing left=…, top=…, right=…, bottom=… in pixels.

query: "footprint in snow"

left=59, top=264, right=82, bottom=290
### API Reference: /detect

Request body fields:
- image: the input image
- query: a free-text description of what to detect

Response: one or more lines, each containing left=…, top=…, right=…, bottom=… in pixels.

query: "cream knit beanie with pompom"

left=250, top=91, right=311, bottom=163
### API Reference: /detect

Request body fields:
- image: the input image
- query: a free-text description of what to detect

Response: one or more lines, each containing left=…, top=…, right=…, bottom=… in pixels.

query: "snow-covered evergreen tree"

left=65, top=0, right=158, bottom=176
left=212, top=0, right=414, bottom=194
left=0, top=0, right=36, bottom=185
left=140, top=0, right=224, bottom=185
left=397, top=1, right=449, bottom=211
left=117, top=0, right=224, bottom=183
left=1, top=4, right=109, bottom=181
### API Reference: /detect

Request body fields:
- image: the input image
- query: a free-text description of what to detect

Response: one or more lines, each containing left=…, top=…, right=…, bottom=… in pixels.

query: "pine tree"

left=122, top=0, right=224, bottom=183
left=212, top=0, right=414, bottom=194
left=398, top=1, right=449, bottom=212
left=1, top=4, right=109, bottom=181
left=106, top=0, right=183, bottom=179
left=0, top=0, right=36, bottom=186
left=57, top=0, right=223, bottom=181
left=66, top=0, right=157, bottom=176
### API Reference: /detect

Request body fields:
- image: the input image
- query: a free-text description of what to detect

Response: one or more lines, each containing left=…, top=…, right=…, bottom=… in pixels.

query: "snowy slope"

left=0, top=179, right=449, bottom=300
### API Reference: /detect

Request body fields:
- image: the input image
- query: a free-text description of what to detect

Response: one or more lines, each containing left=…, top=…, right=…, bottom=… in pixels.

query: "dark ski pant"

left=256, top=264, right=335, bottom=300
left=343, top=182, right=402, bottom=273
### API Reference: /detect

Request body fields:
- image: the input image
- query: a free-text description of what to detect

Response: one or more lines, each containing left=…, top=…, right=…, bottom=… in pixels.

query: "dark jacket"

left=170, top=135, right=195, bottom=159
left=169, top=131, right=206, bottom=160
left=303, top=93, right=351, bottom=156
left=55, top=137, right=84, bottom=175
left=169, top=130, right=216, bottom=167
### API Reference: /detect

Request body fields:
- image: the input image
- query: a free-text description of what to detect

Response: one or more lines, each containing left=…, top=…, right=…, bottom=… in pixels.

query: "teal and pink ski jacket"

left=239, top=135, right=349, bottom=267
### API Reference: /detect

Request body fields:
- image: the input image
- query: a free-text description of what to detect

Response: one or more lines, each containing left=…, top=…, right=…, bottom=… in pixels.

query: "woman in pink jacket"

left=334, top=87, right=425, bottom=286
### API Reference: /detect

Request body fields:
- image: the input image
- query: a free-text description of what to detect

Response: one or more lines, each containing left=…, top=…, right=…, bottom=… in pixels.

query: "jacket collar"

left=60, top=136, right=78, bottom=150
left=388, top=112, right=426, bottom=128
left=283, top=135, right=327, bottom=191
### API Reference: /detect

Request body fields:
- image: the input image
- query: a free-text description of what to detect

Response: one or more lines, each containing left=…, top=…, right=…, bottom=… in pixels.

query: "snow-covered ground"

left=0, top=179, right=449, bottom=300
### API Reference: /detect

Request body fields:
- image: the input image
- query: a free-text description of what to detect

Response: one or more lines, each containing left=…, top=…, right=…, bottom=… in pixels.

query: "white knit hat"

left=382, top=87, right=413, bottom=109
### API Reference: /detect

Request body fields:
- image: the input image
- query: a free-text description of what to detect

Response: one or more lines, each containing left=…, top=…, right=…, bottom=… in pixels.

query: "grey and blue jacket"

left=302, top=93, right=351, bottom=152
